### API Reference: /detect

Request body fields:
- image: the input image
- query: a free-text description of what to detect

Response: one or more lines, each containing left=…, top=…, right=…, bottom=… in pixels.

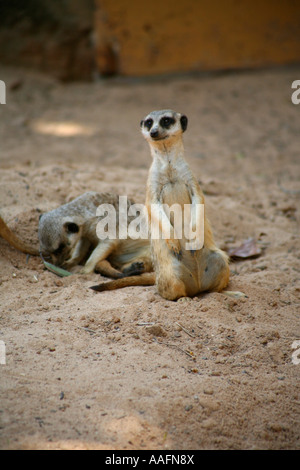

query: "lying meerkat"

left=38, top=191, right=152, bottom=278
left=0, top=215, right=39, bottom=256
left=91, top=110, right=229, bottom=299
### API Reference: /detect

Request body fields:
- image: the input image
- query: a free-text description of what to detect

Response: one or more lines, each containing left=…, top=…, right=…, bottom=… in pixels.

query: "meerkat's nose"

left=150, top=129, right=159, bottom=138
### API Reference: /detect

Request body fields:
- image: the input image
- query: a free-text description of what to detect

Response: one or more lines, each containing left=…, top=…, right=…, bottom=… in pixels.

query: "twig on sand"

left=154, top=338, right=195, bottom=359
left=175, top=321, right=196, bottom=338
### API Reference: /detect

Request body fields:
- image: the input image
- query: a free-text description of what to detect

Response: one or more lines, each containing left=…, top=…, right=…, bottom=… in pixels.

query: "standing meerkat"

left=91, top=109, right=230, bottom=299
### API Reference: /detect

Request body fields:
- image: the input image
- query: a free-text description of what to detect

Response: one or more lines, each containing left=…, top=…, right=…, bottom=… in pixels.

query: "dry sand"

left=0, top=64, right=299, bottom=449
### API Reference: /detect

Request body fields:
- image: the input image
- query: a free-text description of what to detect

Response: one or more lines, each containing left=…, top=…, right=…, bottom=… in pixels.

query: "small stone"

left=201, top=418, right=217, bottom=429
left=185, top=404, right=193, bottom=412
left=268, top=424, right=284, bottom=432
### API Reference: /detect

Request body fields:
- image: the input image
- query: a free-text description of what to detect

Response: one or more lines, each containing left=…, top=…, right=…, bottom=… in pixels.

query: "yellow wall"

left=94, top=0, right=300, bottom=76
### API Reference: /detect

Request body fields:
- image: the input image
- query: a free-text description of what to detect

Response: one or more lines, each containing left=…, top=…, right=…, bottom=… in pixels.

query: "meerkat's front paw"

left=122, top=261, right=144, bottom=277
left=166, top=239, right=182, bottom=260
left=177, top=296, right=192, bottom=303
left=80, top=265, right=94, bottom=274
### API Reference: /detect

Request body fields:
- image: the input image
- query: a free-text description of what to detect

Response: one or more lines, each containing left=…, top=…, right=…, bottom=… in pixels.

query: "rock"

left=145, top=325, right=167, bottom=337
left=201, top=418, right=217, bottom=429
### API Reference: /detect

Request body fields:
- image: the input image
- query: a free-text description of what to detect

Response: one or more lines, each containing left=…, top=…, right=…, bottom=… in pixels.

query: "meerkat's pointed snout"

left=150, top=129, right=159, bottom=139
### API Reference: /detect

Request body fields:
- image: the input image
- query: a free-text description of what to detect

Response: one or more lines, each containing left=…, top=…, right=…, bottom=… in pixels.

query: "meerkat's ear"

left=180, top=115, right=188, bottom=132
left=64, top=222, right=80, bottom=233
left=140, top=120, right=144, bottom=128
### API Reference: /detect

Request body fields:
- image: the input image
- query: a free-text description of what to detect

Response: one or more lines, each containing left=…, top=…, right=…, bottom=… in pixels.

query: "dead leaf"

left=227, top=237, right=261, bottom=259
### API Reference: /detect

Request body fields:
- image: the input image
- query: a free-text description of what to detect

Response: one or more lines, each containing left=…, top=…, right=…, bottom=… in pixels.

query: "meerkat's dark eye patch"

left=65, top=222, right=79, bottom=233
left=144, top=118, right=153, bottom=130
left=160, top=116, right=175, bottom=128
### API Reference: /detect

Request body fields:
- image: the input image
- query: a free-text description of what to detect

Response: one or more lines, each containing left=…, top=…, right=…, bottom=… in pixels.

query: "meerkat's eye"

left=160, top=116, right=175, bottom=128
left=144, top=118, right=153, bottom=130
left=65, top=222, right=79, bottom=233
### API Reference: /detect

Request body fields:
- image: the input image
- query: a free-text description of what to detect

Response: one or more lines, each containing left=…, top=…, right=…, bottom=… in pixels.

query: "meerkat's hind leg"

left=94, top=259, right=124, bottom=279
left=90, top=272, right=156, bottom=292
left=157, top=277, right=187, bottom=301
left=199, top=249, right=230, bottom=293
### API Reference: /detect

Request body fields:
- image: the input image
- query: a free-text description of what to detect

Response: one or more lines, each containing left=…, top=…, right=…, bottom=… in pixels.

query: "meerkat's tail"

left=0, top=216, right=39, bottom=256
left=90, top=272, right=156, bottom=292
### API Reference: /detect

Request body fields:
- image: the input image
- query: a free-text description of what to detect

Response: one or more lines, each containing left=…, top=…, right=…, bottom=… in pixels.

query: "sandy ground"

left=0, top=64, right=299, bottom=450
